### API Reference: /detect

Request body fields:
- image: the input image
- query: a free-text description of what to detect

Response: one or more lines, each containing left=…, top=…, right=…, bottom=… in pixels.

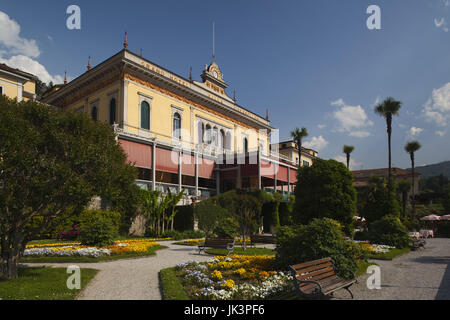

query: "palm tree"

left=343, top=145, right=355, bottom=169
left=374, top=97, right=402, bottom=195
left=290, top=127, right=308, bottom=166
left=405, top=141, right=421, bottom=220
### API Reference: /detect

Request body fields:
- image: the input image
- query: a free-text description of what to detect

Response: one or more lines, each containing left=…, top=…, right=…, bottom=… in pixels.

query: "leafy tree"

left=0, top=96, right=137, bottom=280
left=342, top=145, right=355, bottom=169
left=165, top=189, right=185, bottom=232
left=397, top=180, right=411, bottom=218
left=290, top=127, right=308, bottom=166
left=194, top=199, right=230, bottom=236
left=293, top=159, right=356, bottom=236
left=405, top=141, right=421, bottom=220
left=361, top=179, right=401, bottom=224
left=374, top=97, right=402, bottom=195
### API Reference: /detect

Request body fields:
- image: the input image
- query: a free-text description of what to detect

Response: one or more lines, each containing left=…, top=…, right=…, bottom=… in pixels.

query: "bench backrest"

left=289, top=257, right=337, bottom=283
left=204, top=238, right=235, bottom=247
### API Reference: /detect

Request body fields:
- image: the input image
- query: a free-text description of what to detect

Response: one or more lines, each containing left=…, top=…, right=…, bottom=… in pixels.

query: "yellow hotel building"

left=41, top=40, right=309, bottom=202
left=0, top=63, right=37, bottom=101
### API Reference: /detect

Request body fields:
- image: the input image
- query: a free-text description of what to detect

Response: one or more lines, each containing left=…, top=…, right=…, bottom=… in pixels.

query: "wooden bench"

left=249, top=234, right=274, bottom=247
left=198, top=237, right=235, bottom=255
left=289, top=257, right=357, bottom=299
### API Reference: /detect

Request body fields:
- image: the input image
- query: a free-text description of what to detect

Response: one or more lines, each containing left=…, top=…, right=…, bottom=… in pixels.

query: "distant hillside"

left=413, top=161, right=450, bottom=179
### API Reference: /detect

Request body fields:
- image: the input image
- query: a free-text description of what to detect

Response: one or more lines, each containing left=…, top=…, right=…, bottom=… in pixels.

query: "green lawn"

left=368, top=247, right=410, bottom=260
left=160, top=267, right=189, bottom=300
left=21, top=245, right=167, bottom=263
left=205, top=247, right=275, bottom=256
left=0, top=267, right=98, bottom=300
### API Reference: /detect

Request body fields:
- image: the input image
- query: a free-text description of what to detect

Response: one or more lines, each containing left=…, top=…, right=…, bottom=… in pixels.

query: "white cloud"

left=303, top=136, right=329, bottom=152
left=435, top=18, right=449, bottom=32
left=0, top=54, right=63, bottom=84
left=436, top=130, right=446, bottom=137
left=0, top=11, right=40, bottom=57
left=406, top=127, right=424, bottom=140
left=349, top=131, right=371, bottom=138
left=0, top=11, right=63, bottom=84
left=334, top=155, right=362, bottom=170
left=331, top=98, right=345, bottom=107
left=332, top=99, right=373, bottom=138
left=318, top=124, right=326, bottom=129
left=423, top=82, right=450, bottom=127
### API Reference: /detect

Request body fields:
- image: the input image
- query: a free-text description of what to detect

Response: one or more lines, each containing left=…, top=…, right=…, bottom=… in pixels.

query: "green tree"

left=404, top=141, right=421, bottom=220
left=0, top=96, right=137, bottom=280
left=397, top=180, right=411, bottom=218
left=290, top=127, right=308, bottom=166
left=194, top=199, right=230, bottom=236
left=293, top=159, right=357, bottom=236
left=165, top=189, right=185, bottom=232
left=342, top=145, right=355, bottom=169
left=361, top=179, right=401, bottom=224
left=374, top=97, right=402, bottom=195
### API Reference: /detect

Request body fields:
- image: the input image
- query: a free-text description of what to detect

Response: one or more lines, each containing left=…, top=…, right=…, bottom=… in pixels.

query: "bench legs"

left=344, top=286, right=354, bottom=299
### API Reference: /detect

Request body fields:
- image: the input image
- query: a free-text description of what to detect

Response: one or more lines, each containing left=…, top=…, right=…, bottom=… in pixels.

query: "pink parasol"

left=440, top=215, right=450, bottom=220
left=420, top=215, right=442, bottom=221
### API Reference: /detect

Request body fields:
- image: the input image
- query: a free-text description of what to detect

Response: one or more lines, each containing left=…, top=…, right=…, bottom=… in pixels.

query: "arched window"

left=205, top=124, right=212, bottom=144
left=140, top=101, right=150, bottom=130
left=213, top=127, right=218, bottom=146
left=243, top=137, right=248, bottom=153
left=197, top=121, right=204, bottom=144
left=173, top=112, right=181, bottom=139
left=219, top=129, right=225, bottom=150
left=109, top=98, right=116, bottom=125
left=91, top=106, right=98, bottom=122
left=226, top=131, right=232, bottom=150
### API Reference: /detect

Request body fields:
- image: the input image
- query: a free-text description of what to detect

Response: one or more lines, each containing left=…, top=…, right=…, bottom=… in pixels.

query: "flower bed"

left=175, top=255, right=295, bottom=300
left=23, top=240, right=162, bottom=258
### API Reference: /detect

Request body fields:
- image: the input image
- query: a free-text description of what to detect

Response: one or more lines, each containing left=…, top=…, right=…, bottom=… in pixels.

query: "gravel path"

left=333, top=238, right=450, bottom=300
left=21, top=241, right=213, bottom=300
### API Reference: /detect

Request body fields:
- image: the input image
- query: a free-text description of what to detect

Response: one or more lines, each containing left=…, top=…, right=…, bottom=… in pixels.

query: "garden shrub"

left=279, top=200, right=294, bottom=226
left=353, top=230, right=370, bottom=241
left=368, top=215, right=411, bottom=248
left=293, top=159, right=357, bottom=236
left=361, top=182, right=401, bottom=224
left=437, top=221, right=450, bottom=238
left=79, top=216, right=117, bottom=247
left=275, top=218, right=360, bottom=278
left=52, top=209, right=121, bottom=239
left=214, top=217, right=239, bottom=238
left=173, top=205, right=194, bottom=231
left=195, top=199, right=230, bottom=236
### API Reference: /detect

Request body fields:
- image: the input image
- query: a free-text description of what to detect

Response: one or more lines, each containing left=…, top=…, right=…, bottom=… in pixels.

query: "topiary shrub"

left=293, top=159, right=357, bottom=237
left=214, top=217, right=239, bottom=238
left=79, top=216, right=117, bottom=247
left=275, top=218, right=360, bottom=278
left=368, top=215, right=411, bottom=248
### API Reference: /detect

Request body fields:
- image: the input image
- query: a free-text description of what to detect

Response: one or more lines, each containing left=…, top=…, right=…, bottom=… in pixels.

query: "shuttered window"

left=141, top=101, right=150, bottom=130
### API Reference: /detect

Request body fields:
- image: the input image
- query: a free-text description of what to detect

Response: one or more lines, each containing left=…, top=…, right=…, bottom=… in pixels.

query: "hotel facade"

left=40, top=42, right=317, bottom=203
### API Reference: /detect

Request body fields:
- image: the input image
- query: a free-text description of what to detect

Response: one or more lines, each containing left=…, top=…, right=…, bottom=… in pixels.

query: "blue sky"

left=1, top=0, right=450, bottom=170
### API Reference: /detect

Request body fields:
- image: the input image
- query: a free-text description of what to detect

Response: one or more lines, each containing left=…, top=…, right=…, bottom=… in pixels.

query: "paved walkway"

left=22, top=241, right=213, bottom=300
left=334, top=238, right=450, bottom=300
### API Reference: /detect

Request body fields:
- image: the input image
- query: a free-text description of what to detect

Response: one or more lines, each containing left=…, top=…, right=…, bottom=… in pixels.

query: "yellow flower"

left=221, top=279, right=235, bottom=289
left=210, top=270, right=223, bottom=281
